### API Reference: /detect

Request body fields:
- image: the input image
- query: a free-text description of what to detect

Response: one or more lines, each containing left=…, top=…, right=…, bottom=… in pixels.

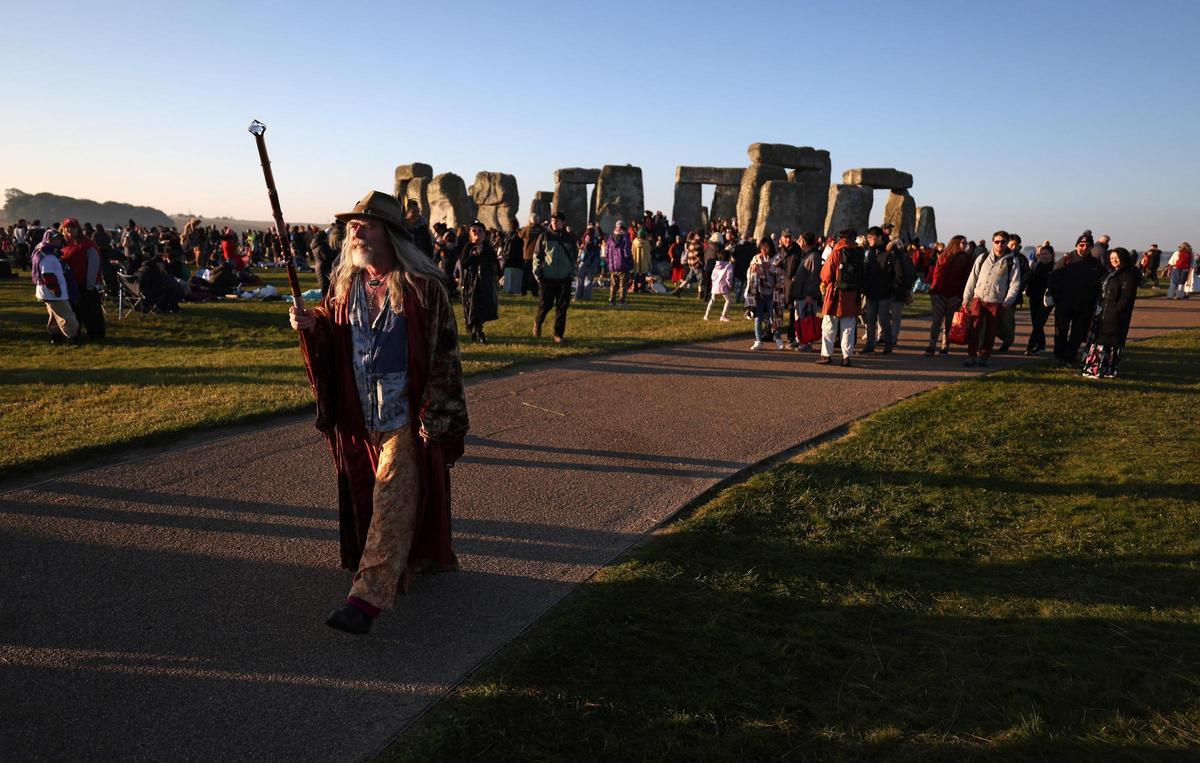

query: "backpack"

left=836, top=247, right=865, bottom=291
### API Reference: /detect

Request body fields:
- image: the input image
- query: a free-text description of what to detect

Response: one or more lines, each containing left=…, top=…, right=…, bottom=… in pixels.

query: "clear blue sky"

left=3, top=0, right=1197, bottom=250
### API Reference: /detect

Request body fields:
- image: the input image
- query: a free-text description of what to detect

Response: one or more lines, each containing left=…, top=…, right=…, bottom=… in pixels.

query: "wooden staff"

left=247, top=119, right=305, bottom=311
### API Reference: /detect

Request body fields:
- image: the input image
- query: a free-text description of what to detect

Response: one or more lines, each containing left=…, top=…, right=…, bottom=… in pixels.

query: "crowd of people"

left=6, top=202, right=1196, bottom=379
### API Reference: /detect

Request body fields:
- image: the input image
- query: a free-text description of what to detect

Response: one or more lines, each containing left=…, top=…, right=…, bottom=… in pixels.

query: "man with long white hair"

left=289, top=191, right=469, bottom=635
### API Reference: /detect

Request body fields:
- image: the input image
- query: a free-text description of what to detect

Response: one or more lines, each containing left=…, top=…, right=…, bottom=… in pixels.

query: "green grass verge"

left=389, top=329, right=1200, bottom=760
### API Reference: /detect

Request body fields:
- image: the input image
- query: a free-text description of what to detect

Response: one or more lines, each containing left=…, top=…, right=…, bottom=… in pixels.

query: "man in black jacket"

left=861, top=226, right=900, bottom=353
left=1048, top=232, right=1104, bottom=366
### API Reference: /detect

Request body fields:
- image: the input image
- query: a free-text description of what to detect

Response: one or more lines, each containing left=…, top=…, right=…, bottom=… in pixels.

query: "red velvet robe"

left=300, top=276, right=468, bottom=573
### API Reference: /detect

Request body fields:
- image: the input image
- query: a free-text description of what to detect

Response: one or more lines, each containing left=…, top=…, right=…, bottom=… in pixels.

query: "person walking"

left=605, top=220, right=632, bottom=307
left=746, top=238, right=784, bottom=350
left=288, top=191, right=468, bottom=636
left=785, top=232, right=823, bottom=351
left=861, top=226, right=898, bottom=354
left=704, top=250, right=734, bottom=321
left=519, top=214, right=541, bottom=297
left=533, top=212, right=577, bottom=343
left=924, top=235, right=973, bottom=355
left=1166, top=243, right=1193, bottom=299
left=960, top=230, right=1022, bottom=367
left=31, top=229, right=80, bottom=344
left=1081, top=248, right=1140, bottom=378
left=1023, top=243, right=1055, bottom=355
left=59, top=217, right=105, bottom=342
left=575, top=223, right=601, bottom=300
left=1048, top=232, right=1105, bottom=366
left=1140, top=244, right=1162, bottom=287
left=884, top=237, right=915, bottom=348
left=631, top=227, right=652, bottom=294
left=816, top=230, right=862, bottom=367
left=996, top=232, right=1029, bottom=352
left=500, top=229, right=524, bottom=295
left=460, top=221, right=500, bottom=344
left=672, top=233, right=704, bottom=296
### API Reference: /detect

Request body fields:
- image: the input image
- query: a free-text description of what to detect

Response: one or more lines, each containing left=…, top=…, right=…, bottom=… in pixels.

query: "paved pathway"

left=2, top=298, right=1196, bottom=760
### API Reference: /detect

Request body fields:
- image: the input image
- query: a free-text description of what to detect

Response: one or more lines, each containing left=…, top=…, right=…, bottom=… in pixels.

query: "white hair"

left=328, top=226, right=446, bottom=312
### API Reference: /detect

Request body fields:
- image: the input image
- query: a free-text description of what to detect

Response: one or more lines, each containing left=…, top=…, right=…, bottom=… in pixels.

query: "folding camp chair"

left=116, top=272, right=154, bottom=319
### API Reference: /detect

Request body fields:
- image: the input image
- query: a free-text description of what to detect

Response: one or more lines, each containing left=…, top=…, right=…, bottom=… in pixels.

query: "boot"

left=326, top=604, right=373, bottom=635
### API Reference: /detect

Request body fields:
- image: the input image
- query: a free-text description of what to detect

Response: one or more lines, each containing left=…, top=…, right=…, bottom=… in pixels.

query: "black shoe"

left=814, top=356, right=832, bottom=365
left=996, top=344, right=1010, bottom=354
left=882, top=345, right=893, bottom=354
left=1022, top=349, right=1035, bottom=356
left=861, top=347, right=875, bottom=354
left=923, top=346, right=935, bottom=356
left=978, top=357, right=989, bottom=367
left=326, top=604, right=373, bottom=635
left=938, top=347, right=949, bottom=355
left=963, top=358, right=978, bottom=367
left=841, top=358, right=852, bottom=367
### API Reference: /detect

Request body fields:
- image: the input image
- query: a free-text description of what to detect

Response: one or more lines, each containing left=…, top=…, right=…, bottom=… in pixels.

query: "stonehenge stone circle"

left=915, top=206, right=937, bottom=245
left=469, top=171, right=520, bottom=233
left=841, top=168, right=913, bottom=190
left=594, top=165, right=644, bottom=234
left=753, top=180, right=805, bottom=241
left=393, top=163, right=433, bottom=201
left=824, top=184, right=874, bottom=236
left=883, top=190, right=916, bottom=242
left=530, top=191, right=554, bottom=224
left=553, top=167, right=601, bottom=232
left=736, top=163, right=788, bottom=239
left=426, top=172, right=476, bottom=228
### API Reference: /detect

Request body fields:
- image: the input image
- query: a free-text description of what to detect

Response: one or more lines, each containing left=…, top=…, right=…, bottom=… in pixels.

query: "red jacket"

left=820, top=245, right=861, bottom=318
left=929, top=252, right=974, bottom=298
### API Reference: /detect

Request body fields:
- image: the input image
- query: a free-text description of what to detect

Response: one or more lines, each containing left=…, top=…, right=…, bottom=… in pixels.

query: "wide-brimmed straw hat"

left=335, top=191, right=413, bottom=240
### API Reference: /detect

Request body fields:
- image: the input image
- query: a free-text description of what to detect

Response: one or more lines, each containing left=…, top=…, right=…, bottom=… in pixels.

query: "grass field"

left=3, top=269, right=864, bottom=477
left=390, top=329, right=1200, bottom=760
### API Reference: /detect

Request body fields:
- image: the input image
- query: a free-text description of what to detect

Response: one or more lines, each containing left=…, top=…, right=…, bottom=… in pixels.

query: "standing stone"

left=698, top=206, right=709, bottom=233
left=589, top=183, right=598, bottom=224
left=788, top=149, right=831, bottom=235
left=553, top=183, right=589, bottom=234
left=824, top=185, right=874, bottom=237
left=753, top=181, right=805, bottom=241
left=426, top=172, right=476, bottom=229
left=710, top=184, right=740, bottom=223
left=403, top=177, right=430, bottom=220
left=914, top=206, right=937, bottom=246
left=594, top=165, right=644, bottom=235
left=393, top=163, right=434, bottom=200
left=883, top=190, right=916, bottom=242
left=530, top=191, right=554, bottom=224
left=469, top=171, right=520, bottom=233
left=671, top=183, right=703, bottom=233
left=736, top=164, right=787, bottom=238
left=841, top=168, right=913, bottom=190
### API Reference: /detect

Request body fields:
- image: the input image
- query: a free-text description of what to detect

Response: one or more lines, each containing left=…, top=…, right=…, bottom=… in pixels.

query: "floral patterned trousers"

left=349, top=425, right=422, bottom=610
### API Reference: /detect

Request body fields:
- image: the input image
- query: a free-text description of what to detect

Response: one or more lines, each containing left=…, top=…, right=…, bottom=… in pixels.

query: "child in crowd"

left=704, top=251, right=733, bottom=321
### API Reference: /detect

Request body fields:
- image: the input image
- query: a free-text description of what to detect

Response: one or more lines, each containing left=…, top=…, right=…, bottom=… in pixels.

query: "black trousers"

left=535, top=278, right=571, bottom=338
left=1053, top=308, right=1091, bottom=362
left=521, top=260, right=538, bottom=296
left=78, top=289, right=106, bottom=340
left=1026, top=300, right=1051, bottom=352
left=700, top=259, right=716, bottom=301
